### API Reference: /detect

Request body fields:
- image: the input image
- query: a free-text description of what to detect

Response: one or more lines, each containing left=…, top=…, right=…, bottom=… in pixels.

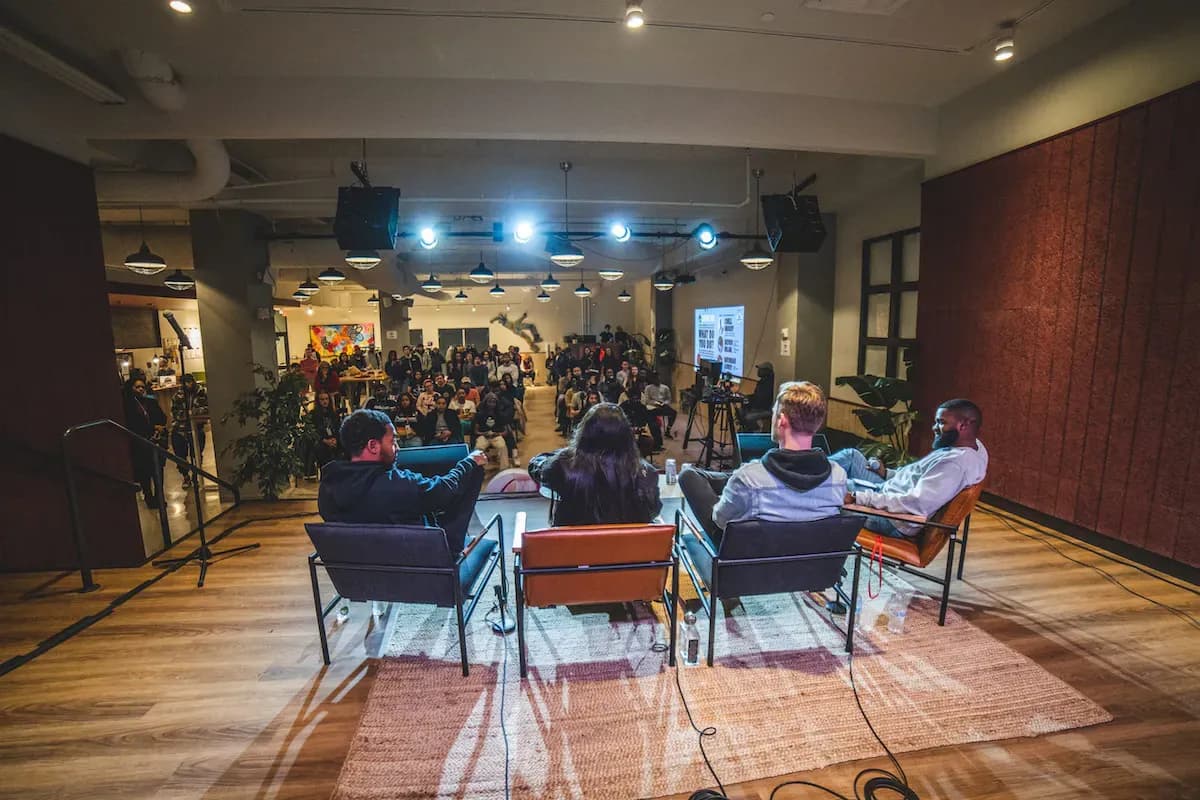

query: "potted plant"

left=835, top=352, right=918, bottom=467
left=222, top=365, right=313, bottom=500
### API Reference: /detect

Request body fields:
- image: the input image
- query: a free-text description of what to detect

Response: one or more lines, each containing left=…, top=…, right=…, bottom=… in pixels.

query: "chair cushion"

left=459, top=536, right=499, bottom=599
left=856, top=529, right=923, bottom=565
left=521, top=523, right=675, bottom=607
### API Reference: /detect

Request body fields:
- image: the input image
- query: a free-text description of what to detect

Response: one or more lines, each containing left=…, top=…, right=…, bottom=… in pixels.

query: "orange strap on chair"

left=867, top=535, right=885, bottom=599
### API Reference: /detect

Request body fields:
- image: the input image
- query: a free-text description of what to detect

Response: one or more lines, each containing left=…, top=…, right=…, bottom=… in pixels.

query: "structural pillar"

left=379, top=295, right=411, bottom=351
left=190, top=210, right=278, bottom=500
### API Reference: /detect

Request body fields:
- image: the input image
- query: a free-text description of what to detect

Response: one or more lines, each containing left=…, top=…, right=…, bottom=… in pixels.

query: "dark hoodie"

left=760, top=448, right=832, bottom=491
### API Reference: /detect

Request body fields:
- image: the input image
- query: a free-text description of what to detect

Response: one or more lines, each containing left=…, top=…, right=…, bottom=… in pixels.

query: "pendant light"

left=345, top=249, right=381, bottom=270
left=617, top=288, right=632, bottom=302
left=652, top=272, right=675, bottom=291
left=597, top=265, right=624, bottom=281
left=573, top=276, right=591, bottom=298
left=298, top=272, right=320, bottom=294
left=489, top=281, right=505, bottom=297
left=318, top=266, right=346, bottom=283
left=291, top=289, right=309, bottom=302
left=367, top=293, right=379, bottom=306
left=124, top=208, right=167, bottom=275
left=454, top=289, right=468, bottom=302
left=540, top=273, right=561, bottom=292
left=536, top=289, right=551, bottom=303
left=549, top=161, right=585, bottom=268
left=469, top=252, right=494, bottom=284
left=740, top=168, right=775, bottom=270
left=164, top=269, right=195, bottom=291
left=421, top=273, right=442, bottom=292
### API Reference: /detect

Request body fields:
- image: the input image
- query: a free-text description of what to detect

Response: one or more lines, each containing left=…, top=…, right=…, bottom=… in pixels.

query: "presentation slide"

left=694, top=305, right=745, bottom=377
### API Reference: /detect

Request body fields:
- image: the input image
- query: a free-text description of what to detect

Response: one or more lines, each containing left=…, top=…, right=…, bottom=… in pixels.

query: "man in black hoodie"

left=318, top=409, right=488, bottom=552
left=679, top=381, right=846, bottom=543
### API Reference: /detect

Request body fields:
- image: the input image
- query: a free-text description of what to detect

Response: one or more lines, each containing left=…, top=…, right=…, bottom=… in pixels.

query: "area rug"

left=332, top=569, right=1111, bottom=799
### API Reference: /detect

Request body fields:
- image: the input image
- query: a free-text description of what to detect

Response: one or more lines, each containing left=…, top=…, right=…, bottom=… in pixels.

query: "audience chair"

left=675, top=510, right=864, bottom=665
left=305, top=514, right=506, bottom=675
left=845, top=482, right=983, bottom=626
left=513, top=513, right=678, bottom=678
left=393, top=442, right=470, bottom=478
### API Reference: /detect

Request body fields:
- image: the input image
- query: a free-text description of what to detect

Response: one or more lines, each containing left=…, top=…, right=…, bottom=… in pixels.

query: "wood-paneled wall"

left=0, top=136, right=143, bottom=570
left=917, top=83, right=1200, bottom=567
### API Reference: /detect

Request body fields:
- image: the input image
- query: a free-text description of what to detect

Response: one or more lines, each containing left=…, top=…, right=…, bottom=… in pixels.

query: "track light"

left=609, top=222, right=631, bottom=243
left=469, top=256, right=494, bottom=284
left=345, top=249, right=381, bottom=269
left=597, top=266, right=624, bottom=281
left=536, top=290, right=551, bottom=303
left=418, top=227, right=438, bottom=249
left=318, top=266, right=346, bottom=283
left=624, top=1, right=645, bottom=29
left=124, top=242, right=167, bottom=275
left=168, top=0, right=193, bottom=13
left=454, top=289, right=468, bottom=302
left=421, top=273, right=442, bottom=292
left=574, top=282, right=591, bottom=298
left=618, top=289, right=632, bottom=302
left=290, top=289, right=308, bottom=302
left=513, top=220, right=535, bottom=244
left=489, top=282, right=506, bottom=297
left=162, top=270, right=195, bottom=291
left=994, top=30, right=1014, bottom=62
left=695, top=223, right=718, bottom=250
left=652, top=272, right=675, bottom=291
left=540, top=273, right=561, bottom=292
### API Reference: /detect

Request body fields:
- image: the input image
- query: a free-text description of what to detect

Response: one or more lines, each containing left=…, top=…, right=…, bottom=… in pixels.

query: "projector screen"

left=694, top=305, right=745, bottom=378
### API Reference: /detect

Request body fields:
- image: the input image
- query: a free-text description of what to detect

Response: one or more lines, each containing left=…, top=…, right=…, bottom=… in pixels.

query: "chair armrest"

left=512, top=510, right=527, bottom=553
left=843, top=503, right=957, bottom=531
left=459, top=512, right=504, bottom=561
left=674, top=509, right=718, bottom=558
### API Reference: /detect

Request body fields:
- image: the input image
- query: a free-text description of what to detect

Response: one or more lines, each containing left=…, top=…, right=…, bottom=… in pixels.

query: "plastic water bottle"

left=665, top=458, right=678, bottom=485
left=335, top=604, right=350, bottom=624
left=681, top=612, right=701, bottom=666
left=886, top=591, right=910, bottom=635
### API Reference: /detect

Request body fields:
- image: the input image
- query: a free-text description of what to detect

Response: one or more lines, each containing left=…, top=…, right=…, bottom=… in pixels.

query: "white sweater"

left=854, top=441, right=988, bottom=526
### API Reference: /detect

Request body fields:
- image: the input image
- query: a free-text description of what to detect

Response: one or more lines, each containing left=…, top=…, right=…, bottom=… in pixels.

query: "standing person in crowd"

left=641, top=371, right=677, bottom=439
left=528, top=403, right=661, bottom=526
left=306, top=391, right=343, bottom=478
left=314, top=360, right=341, bottom=403
left=384, top=350, right=403, bottom=384
left=300, top=346, right=320, bottom=387
left=169, top=374, right=209, bottom=488
left=317, top=410, right=488, bottom=553
left=521, top=353, right=536, bottom=385
left=428, top=342, right=445, bottom=375
left=392, top=393, right=424, bottom=448
left=616, top=360, right=631, bottom=388
left=416, top=378, right=438, bottom=415
left=599, top=324, right=613, bottom=344
left=402, top=345, right=421, bottom=384
left=124, top=376, right=167, bottom=508
left=417, top=393, right=464, bottom=445
left=468, top=355, right=490, bottom=389
left=417, top=343, right=432, bottom=373
left=473, top=392, right=513, bottom=469
left=446, top=352, right=464, bottom=383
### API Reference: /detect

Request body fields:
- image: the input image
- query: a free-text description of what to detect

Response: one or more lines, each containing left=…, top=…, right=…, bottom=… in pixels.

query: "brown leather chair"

left=513, top=516, right=678, bottom=678
left=850, top=482, right=983, bottom=626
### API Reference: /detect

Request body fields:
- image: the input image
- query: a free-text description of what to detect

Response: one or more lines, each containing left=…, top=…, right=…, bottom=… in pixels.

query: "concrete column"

left=775, top=215, right=837, bottom=388
left=189, top=210, right=277, bottom=500
left=379, top=295, right=411, bottom=351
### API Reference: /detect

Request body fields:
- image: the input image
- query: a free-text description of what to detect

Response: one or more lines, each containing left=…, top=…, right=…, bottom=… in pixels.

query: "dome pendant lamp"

left=740, top=168, right=775, bottom=270
left=540, top=273, right=561, bottom=292
left=549, top=161, right=585, bottom=268
left=124, top=207, right=167, bottom=275
left=469, top=252, right=494, bottom=284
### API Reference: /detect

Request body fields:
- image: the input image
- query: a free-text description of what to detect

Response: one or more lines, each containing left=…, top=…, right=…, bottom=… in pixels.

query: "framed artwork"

left=309, top=323, right=375, bottom=357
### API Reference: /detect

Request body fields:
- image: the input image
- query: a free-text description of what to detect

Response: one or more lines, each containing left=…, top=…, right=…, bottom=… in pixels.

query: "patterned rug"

left=332, top=561, right=1111, bottom=799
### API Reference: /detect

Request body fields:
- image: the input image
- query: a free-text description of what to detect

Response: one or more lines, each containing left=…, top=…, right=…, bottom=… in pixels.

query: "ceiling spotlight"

left=345, top=249, right=381, bottom=269
left=124, top=242, right=167, bottom=275
left=695, top=223, right=718, bottom=250
left=513, top=220, right=535, bottom=244
left=318, top=266, right=346, bottom=283
left=161, top=269, right=194, bottom=291
left=418, top=227, right=438, bottom=249
left=489, top=282, right=506, bottom=297
left=536, top=290, right=551, bottom=303
left=421, top=273, right=442, bottom=292
left=469, top=256, right=494, bottom=284
left=298, top=274, right=320, bottom=294
left=574, top=282, right=592, bottom=298
left=549, top=239, right=585, bottom=268
left=597, top=266, right=624, bottom=281
left=454, top=289, right=468, bottom=302
left=652, top=272, right=675, bottom=291
left=994, top=30, right=1015, bottom=62
left=609, top=222, right=631, bottom=243
left=306, top=305, right=314, bottom=316
left=540, top=273, right=561, bottom=292
left=290, top=289, right=309, bottom=302
left=617, top=289, right=632, bottom=302
left=624, top=1, right=645, bottom=29
left=168, top=0, right=193, bottom=13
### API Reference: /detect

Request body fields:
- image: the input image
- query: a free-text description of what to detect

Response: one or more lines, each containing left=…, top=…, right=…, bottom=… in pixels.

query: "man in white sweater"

left=831, top=398, right=987, bottom=537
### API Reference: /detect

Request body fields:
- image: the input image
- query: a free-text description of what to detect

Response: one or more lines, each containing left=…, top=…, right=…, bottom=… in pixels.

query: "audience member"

left=417, top=394, right=464, bottom=445
left=416, top=378, right=438, bottom=415
left=641, top=372, right=677, bottom=439
left=364, top=383, right=399, bottom=420
left=314, top=360, right=341, bottom=401
left=473, top=392, right=513, bottom=469
left=392, top=394, right=424, bottom=448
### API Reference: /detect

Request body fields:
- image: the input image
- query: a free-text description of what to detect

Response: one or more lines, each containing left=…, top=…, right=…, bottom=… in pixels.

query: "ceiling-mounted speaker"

left=761, top=194, right=826, bottom=253
left=334, top=186, right=400, bottom=250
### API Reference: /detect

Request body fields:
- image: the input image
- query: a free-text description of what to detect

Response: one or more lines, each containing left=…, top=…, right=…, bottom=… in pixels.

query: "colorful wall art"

left=309, top=323, right=375, bottom=356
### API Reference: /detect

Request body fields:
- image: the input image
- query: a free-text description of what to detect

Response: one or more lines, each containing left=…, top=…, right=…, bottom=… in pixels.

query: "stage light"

left=597, top=266, right=624, bottom=281
left=318, top=266, right=346, bottom=283
left=695, top=223, right=718, bottom=250
left=469, top=257, right=494, bottom=284
left=454, top=289, right=468, bottom=302
left=618, top=289, right=632, bottom=302
left=164, top=269, right=195, bottom=291
left=367, top=294, right=379, bottom=306
left=624, top=1, right=644, bottom=28
left=574, top=282, right=591, bottom=298
left=489, top=282, right=506, bottom=297
left=421, top=273, right=442, bottom=292
left=540, top=273, right=561, bottom=292
left=536, top=290, right=551, bottom=303
left=652, top=272, right=675, bottom=291
left=345, top=249, right=381, bottom=269
left=609, top=222, right=631, bottom=243
left=418, top=227, right=438, bottom=249
left=168, top=0, right=193, bottom=13
left=514, top=220, right=535, bottom=244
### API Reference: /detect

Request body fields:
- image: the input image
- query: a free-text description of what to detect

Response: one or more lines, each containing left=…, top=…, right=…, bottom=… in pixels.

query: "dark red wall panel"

left=917, top=83, right=1200, bottom=567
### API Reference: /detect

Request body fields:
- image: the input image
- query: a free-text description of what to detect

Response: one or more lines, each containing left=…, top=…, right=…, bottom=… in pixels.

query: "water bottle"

left=665, top=458, right=678, bottom=485
left=886, top=591, right=910, bottom=635
left=335, top=604, right=350, bottom=624
left=681, top=611, right=701, bottom=666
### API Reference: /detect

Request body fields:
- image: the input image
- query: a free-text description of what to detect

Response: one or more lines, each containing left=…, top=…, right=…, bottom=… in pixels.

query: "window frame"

left=858, top=226, right=919, bottom=378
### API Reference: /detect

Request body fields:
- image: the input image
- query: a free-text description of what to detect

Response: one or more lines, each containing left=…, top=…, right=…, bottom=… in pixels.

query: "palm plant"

left=222, top=365, right=313, bottom=500
left=835, top=353, right=918, bottom=467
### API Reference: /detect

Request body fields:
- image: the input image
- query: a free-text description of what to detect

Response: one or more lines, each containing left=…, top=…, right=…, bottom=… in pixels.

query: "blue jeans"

left=830, top=449, right=904, bottom=538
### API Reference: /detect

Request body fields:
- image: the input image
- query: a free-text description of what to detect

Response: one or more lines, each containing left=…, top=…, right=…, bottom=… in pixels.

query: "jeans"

left=678, top=466, right=729, bottom=545
left=475, top=434, right=509, bottom=469
left=829, top=449, right=903, bottom=538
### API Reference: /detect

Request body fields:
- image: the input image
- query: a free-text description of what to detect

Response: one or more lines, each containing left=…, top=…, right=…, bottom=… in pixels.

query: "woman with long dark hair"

left=527, top=403, right=661, bottom=526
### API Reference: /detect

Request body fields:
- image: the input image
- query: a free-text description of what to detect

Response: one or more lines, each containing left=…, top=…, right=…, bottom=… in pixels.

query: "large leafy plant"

left=222, top=365, right=313, bottom=500
left=835, top=366, right=918, bottom=468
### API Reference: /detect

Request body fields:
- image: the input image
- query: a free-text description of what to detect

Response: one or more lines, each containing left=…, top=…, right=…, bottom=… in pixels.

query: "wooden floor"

left=1, top=386, right=1198, bottom=799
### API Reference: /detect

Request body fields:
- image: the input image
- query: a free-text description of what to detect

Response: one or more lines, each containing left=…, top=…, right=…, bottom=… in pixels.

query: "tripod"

left=695, top=398, right=739, bottom=469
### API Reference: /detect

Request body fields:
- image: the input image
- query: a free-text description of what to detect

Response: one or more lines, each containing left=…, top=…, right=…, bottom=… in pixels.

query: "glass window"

left=868, top=239, right=892, bottom=285
left=902, top=232, right=920, bottom=282
left=858, top=228, right=919, bottom=378
left=864, top=345, right=888, bottom=377
left=866, top=293, right=890, bottom=338
left=899, top=291, right=918, bottom=339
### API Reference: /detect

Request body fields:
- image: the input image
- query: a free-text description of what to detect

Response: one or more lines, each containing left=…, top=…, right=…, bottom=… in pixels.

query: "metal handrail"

left=61, top=418, right=241, bottom=593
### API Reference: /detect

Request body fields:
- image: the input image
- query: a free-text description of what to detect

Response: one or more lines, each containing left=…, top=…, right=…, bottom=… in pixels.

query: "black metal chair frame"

left=307, top=513, right=506, bottom=675
left=513, top=522, right=679, bottom=679
left=674, top=510, right=863, bottom=666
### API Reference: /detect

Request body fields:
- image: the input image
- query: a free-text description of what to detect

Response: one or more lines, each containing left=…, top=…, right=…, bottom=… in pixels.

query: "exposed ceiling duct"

left=93, top=49, right=230, bottom=204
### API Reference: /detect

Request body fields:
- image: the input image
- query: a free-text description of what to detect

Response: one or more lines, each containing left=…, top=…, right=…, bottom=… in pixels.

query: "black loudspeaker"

left=761, top=193, right=826, bottom=253
left=334, top=186, right=401, bottom=250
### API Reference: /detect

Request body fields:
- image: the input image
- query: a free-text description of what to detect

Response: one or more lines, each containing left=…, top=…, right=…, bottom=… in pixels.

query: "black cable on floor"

left=0, top=510, right=319, bottom=679
left=494, top=586, right=512, bottom=800
left=980, top=508, right=1200, bottom=630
